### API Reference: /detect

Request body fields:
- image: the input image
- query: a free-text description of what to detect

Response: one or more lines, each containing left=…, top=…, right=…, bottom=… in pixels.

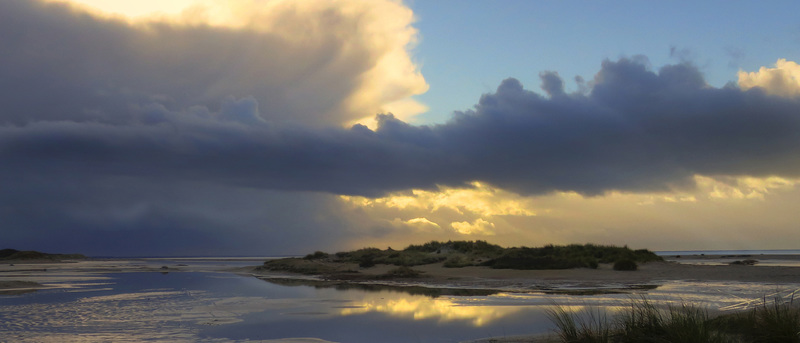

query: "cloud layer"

left=5, top=57, right=800, bottom=198
left=4, top=1, right=800, bottom=255
left=1, top=0, right=426, bottom=126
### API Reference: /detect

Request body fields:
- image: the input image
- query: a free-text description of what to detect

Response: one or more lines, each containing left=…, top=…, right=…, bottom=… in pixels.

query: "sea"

left=1, top=252, right=799, bottom=342
left=656, top=249, right=800, bottom=256
left=656, top=249, right=800, bottom=267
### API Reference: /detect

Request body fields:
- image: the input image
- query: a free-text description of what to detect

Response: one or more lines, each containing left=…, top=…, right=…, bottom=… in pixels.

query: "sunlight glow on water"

left=3, top=260, right=800, bottom=342
left=337, top=293, right=525, bottom=326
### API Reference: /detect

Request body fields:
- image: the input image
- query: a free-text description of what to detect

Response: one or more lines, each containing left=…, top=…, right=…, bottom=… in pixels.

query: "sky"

left=2, top=0, right=800, bottom=256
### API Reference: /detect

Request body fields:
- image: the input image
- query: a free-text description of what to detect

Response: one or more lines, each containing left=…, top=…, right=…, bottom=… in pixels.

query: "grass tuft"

left=548, top=295, right=800, bottom=343
left=547, top=305, right=612, bottom=343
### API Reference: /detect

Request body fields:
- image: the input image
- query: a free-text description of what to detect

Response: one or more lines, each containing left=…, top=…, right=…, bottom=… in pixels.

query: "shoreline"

left=249, top=254, right=800, bottom=295
left=4, top=255, right=800, bottom=343
left=5, top=254, right=800, bottom=294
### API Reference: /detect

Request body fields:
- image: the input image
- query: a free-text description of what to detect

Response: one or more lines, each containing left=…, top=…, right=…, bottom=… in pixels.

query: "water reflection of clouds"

left=338, top=293, right=523, bottom=326
left=6, top=266, right=800, bottom=342
left=332, top=282, right=800, bottom=328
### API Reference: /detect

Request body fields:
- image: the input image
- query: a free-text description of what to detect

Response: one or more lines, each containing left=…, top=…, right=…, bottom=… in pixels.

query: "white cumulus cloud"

left=738, top=59, right=800, bottom=97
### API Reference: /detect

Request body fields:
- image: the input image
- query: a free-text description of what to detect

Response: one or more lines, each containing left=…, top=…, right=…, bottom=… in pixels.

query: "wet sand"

left=5, top=254, right=800, bottom=293
left=4, top=255, right=800, bottom=343
left=248, top=254, right=800, bottom=343
left=249, top=254, right=800, bottom=294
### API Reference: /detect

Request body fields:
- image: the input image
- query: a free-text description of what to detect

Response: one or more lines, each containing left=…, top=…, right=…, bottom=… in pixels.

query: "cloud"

left=0, top=0, right=426, bottom=255
left=1, top=0, right=426, bottom=126
left=738, top=59, right=800, bottom=98
left=450, top=219, right=496, bottom=236
left=340, top=182, right=536, bottom=217
left=5, top=2, right=800, bottom=254
left=697, top=175, right=797, bottom=201
left=388, top=217, right=442, bottom=233
left=5, top=57, right=800, bottom=200
left=0, top=174, right=359, bottom=256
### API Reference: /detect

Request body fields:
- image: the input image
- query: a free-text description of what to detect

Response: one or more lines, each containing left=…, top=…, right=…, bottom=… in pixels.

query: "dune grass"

left=484, top=244, right=660, bottom=270
left=268, top=240, right=662, bottom=271
left=0, top=248, right=85, bottom=260
left=261, top=241, right=663, bottom=277
left=548, top=295, right=800, bottom=343
left=548, top=306, right=612, bottom=343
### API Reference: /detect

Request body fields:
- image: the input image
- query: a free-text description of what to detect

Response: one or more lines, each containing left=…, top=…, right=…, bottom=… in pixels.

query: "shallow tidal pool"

left=2, top=259, right=799, bottom=342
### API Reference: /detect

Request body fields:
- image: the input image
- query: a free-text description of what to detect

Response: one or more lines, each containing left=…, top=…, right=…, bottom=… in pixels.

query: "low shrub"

left=260, top=258, right=337, bottom=275
left=358, top=258, right=376, bottom=268
left=382, top=266, right=422, bottom=278
left=303, top=251, right=329, bottom=260
left=403, top=240, right=503, bottom=255
left=613, top=259, right=638, bottom=271
left=483, top=247, right=595, bottom=270
left=443, top=254, right=473, bottom=268
left=729, top=259, right=758, bottom=266
left=280, top=241, right=661, bottom=272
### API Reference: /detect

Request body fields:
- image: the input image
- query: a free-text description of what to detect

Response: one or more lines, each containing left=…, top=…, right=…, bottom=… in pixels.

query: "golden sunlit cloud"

left=341, top=182, right=537, bottom=217
left=339, top=174, right=800, bottom=251
left=451, top=218, right=496, bottom=236
left=738, top=59, right=800, bottom=97
left=696, top=175, right=798, bottom=201
left=389, top=217, right=442, bottom=232
left=47, top=0, right=428, bottom=126
left=47, top=0, right=199, bottom=19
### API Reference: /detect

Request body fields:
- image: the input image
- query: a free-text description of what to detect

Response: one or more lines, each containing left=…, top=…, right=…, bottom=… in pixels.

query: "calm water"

left=656, top=249, right=800, bottom=256
left=657, top=249, right=800, bottom=267
left=2, top=259, right=799, bottom=342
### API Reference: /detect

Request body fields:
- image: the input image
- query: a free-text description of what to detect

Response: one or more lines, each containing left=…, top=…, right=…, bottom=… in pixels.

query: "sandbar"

left=249, top=254, right=800, bottom=294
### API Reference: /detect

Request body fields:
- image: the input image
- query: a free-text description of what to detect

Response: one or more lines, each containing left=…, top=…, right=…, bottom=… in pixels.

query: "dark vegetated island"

left=258, top=240, right=661, bottom=279
left=0, top=248, right=86, bottom=261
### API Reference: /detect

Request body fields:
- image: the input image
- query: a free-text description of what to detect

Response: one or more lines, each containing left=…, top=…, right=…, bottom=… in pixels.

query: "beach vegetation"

left=728, top=259, right=758, bottom=266
left=404, top=240, right=505, bottom=256
left=549, top=295, right=800, bottom=343
left=381, top=266, right=423, bottom=278
left=303, top=251, right=329, bottom=260
left=0, top=248, right=85, bottom=260
left=358, top=259, right=376, bottom=268
left=548, top=305, right=612, bottom=343
left=483, top=244, right=659, bottom=270
left=712, top=296, right=800, bottom=342
left=613, top=259, right=638, bottom=271
left=443, top=254, right=474, bottom=268
left=260, top=258, right=339, bottom=275
left=261, top=241, right=662, bottom=274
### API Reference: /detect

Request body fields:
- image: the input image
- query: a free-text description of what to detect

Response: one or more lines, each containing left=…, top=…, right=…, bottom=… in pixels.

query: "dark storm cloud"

left=440, top=60, right=800, bottom=195
left=4, top=59, right=800, bottom=199
left=0, top=173, right=357, bottom=256
left=11, top=0, right=798, bottom=199
left=5, top=1, right=800, bottom=255
left=0, top=0, right=373, bottom=126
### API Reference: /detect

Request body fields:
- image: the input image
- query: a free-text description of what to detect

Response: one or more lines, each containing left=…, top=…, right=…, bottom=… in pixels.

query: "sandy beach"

left=5, top=254, right=800, bottom=296
left=3, top=254, right=800, bottom=343
left=248, top=254, right=800, bottom=294
left=244, top=254, right=800, bottom=343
